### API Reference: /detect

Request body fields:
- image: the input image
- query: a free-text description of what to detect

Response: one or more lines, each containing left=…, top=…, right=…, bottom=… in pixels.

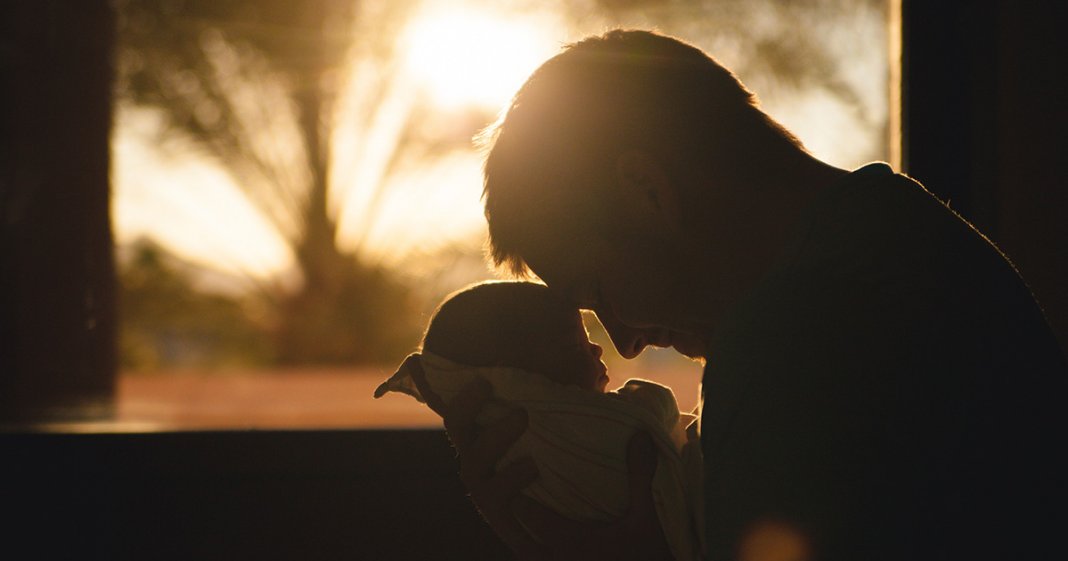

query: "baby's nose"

left=592, top=343, right=603, bottom=358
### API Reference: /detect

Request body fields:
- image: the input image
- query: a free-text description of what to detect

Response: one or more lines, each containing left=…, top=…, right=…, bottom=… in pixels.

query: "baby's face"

left=528, top=310, right=609, bottom=392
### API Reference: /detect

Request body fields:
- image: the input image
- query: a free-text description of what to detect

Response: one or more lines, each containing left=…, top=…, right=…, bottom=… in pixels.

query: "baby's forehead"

left=524, top=311, right=586, bottom=342
left=442, top=282, right=585, bottom=341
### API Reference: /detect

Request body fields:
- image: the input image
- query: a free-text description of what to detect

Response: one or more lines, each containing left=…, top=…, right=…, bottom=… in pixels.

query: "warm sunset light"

left=112, top=108, right=293, bottom=281
left=401, top=5, right=560, bottom=109
left=112, top=2, right=888, bottom=285
left=333, top=3, right=565, bottom=263
left=104, top=0, right=891, bottom=430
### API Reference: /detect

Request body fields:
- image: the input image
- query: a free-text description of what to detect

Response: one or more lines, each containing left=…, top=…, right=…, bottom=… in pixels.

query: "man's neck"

left=683, top=153, right=849, bottom=325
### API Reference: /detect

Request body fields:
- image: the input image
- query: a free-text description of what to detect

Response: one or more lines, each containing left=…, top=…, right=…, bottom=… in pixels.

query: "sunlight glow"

left=401, top=4, right=560, bottom=109
left=333, top=2, right=564, bottom=261
left=112, top=0, right=889, bottom=285
left=355, top=151, right=488, bottom=264
left=112, top=107, right=292, bottom=284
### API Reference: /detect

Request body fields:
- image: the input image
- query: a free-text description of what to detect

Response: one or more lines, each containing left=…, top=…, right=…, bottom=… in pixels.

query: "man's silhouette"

left=444, top=30, right=1067, bottom=560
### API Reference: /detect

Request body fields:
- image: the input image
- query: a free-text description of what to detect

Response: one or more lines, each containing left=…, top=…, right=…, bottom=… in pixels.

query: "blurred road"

left=111, top=363, right=703, bottom=430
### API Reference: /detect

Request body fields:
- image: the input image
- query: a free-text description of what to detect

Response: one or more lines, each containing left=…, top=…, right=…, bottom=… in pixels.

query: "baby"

left=374, top=281, right=703, bottom=560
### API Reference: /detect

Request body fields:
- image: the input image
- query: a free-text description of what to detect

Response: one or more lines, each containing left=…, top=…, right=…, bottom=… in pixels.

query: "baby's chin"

left=560, top=373, right=609, bottom=392
left=595, top=371, right=610, bottom=392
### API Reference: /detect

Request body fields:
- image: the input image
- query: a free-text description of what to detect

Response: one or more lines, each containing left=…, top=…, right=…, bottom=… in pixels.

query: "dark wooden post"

left=901, top=0, right=1068, bottom=350
left=0, top=1, right=117, bottom=422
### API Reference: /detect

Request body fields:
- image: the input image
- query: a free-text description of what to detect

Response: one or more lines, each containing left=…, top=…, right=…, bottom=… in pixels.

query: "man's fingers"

left=623, top=431, right=661, bottom=529
left=469, top=460, right=546, bottom=560
left=511, top=494, right=586, bottom=549
left=485, top=457, right=539, bottom=498
left=478, top=498, right=547, bottom=561
left=490, top=518, right=550, bottom=561
left=434, top=378, right=541, bottom=559
left=490, top=500, right=552, bottom=561
left=622, top=431, right=672, bottom=560
left=461, top=408, right=528, bottom=483
left=441, top=378, right=492, bottom=450
left=626, top=431, right=658, bottom=488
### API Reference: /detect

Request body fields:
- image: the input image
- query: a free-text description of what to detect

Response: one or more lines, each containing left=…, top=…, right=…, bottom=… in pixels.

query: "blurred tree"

left=119, top=239, right=273, bottom=370
left=112, top=0, right=887, bottom=366
left=584, top=0, right=888, bottom=163
left=113, top=0, right=476, bottom=364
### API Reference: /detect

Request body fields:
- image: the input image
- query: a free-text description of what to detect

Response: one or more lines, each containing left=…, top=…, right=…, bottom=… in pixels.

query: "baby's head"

left=422, top=281, right=609, bottom=391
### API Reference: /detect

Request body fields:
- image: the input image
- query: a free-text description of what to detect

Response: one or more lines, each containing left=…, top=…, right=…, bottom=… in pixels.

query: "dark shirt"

left=700, top=163, right=1068, bottom=561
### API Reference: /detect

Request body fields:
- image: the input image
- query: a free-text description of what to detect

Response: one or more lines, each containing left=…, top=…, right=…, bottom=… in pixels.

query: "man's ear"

left=615, top=150, right=683, bottom=229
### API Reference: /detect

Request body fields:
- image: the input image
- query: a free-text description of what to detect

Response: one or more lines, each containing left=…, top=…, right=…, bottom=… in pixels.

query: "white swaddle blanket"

left=374, top=352, right=704, bottom=560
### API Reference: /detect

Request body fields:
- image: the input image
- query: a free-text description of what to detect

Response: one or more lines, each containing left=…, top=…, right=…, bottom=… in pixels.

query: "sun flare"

left=401, top=5, right=560, bottom=110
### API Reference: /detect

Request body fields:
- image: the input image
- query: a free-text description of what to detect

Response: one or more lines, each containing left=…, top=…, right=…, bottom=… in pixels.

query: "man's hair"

left=481, top=29, right=804, bottom=277
left=421, top=281, right=574, bottom=369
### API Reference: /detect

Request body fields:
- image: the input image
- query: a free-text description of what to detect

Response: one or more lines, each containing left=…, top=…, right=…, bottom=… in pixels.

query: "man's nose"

left=595, top=306, right=649, bottom=359
left=591, top=343, right=604, bottom=359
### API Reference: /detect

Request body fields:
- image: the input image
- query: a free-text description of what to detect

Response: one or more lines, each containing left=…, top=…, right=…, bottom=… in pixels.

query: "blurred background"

left=8, top=2, right=1067, bottom=558
left=105, top=0, right=890, bottom=428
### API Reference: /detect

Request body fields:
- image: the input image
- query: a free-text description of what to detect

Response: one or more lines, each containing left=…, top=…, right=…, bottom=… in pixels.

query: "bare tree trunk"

left=277, top=26, right=355, bottom=364
left=294, top=85, right=342, bottom=293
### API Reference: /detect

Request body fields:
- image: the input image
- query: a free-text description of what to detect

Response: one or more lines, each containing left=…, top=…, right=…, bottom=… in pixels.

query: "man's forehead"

left=524, top=248, right=590, bottom=295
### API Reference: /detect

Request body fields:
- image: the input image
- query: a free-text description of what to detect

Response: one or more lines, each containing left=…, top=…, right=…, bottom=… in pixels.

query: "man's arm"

left=404, top=355, right=673, bottom=560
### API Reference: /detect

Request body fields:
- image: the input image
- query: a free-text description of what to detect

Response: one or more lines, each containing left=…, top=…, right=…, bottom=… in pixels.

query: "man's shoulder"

left=783, top=164, right=1027, bottom=305
left=796, top=165, right=977, bottom=267
left=710, top=161, right=1063, bottom=374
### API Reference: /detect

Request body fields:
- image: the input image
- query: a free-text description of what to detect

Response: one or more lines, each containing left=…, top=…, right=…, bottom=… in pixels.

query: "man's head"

left=422, top=281, right=609, bottom=391
left=481, top=30, right=805, bottom=358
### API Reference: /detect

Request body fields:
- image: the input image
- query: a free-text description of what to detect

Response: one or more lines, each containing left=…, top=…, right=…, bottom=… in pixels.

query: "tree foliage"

left=118, top=240, right=273, bottom=370
left=584, top=0, right=888, bottom=162
left=112, top=0, right=466, bottom=364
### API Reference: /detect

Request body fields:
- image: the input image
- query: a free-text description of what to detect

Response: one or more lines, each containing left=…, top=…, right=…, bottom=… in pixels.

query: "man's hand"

left=405, top=355, right=545, bottom=554
left=404, top=354, right=672, bottom=560
left=511, top=432, right=674, bottom=561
